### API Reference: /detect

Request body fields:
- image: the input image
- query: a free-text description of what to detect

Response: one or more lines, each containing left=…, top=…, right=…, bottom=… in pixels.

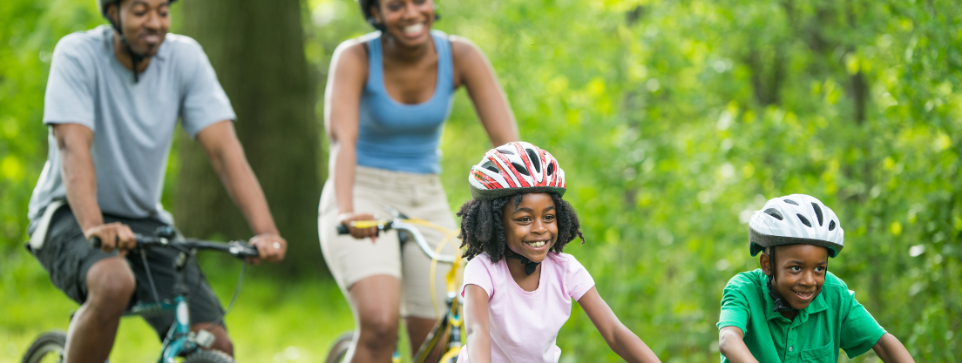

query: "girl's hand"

left=578, top=287, right=662, bottom=363
left=464, top=284, right=492, bottom=363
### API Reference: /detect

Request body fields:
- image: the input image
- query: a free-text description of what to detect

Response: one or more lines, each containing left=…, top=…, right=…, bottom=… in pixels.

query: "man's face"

left=108, top=0, right=170, bottom=56
left=761, top=244, right=828, bottom=310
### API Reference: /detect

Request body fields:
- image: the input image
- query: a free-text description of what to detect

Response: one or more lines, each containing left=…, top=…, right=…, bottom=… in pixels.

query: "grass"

left=0, top=248, right=356, bottom=362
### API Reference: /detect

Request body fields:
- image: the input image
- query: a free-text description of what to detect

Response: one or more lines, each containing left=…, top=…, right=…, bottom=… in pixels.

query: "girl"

left=457, top=142, right=661, bottom=363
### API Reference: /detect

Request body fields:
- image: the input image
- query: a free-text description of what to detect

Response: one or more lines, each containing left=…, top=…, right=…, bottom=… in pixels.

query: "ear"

left=760, top=252, right=772, bottom=275
left=106, top=3, right=120, bottom=25
left=369, top=5, right=382, bottom=24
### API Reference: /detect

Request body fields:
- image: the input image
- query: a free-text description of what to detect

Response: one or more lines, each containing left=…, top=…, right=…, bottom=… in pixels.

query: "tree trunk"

left=176, top=0, right=324, bottom=276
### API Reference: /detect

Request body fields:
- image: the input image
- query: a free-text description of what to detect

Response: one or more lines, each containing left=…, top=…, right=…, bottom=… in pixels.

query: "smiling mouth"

left=792, top=290, right=815, bottom=300
left=524, top=240, right=548, bottom=248
left=403, top=23, right=424, bottom=37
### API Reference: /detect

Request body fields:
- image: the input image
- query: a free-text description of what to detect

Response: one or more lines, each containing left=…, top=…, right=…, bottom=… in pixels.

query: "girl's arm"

left=872, top=333, right=915, bottom=363
left=463, top=284, right=492, bottom=363
left=324, top=40, right=378, bottom=240
left=450, top=36, right=519, bottom=146
left=578, top=287, right=661, bottom=363
left=718, top=326, right=759, bottom=363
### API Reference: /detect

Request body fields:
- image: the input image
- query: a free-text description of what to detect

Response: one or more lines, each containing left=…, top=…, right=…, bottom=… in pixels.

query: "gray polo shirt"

left=28, top=25, right=235, bottom=234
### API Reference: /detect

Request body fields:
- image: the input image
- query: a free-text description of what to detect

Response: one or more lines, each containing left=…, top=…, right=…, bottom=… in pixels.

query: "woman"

left=318, top=0, right=518, bottom=361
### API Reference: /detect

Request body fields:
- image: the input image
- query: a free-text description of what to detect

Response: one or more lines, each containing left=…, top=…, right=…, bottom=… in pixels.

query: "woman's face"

left=371, top=0, right=435, bottom=47
left=502, top=193, right=558, bottom=263
left=762, top=244, right=828, bottom=310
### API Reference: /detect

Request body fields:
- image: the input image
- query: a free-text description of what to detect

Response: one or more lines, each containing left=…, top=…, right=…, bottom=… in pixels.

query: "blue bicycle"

left=21, top=228, right=258, bottom=363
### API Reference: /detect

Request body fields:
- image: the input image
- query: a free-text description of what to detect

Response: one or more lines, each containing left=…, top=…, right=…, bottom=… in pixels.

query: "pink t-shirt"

left=457, top=252, right=595, bottom=363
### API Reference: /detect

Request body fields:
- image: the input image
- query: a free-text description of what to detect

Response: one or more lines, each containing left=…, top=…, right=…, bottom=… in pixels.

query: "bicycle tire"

left=21, top=331, right=66, bottom=363
left=183, top=350, right=237, bottom=363
left=324, top=331, right=355, bottom=363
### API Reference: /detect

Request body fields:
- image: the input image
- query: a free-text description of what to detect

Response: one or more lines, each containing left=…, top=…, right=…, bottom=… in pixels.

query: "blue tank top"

left=356, top=30, right=455, bottom=174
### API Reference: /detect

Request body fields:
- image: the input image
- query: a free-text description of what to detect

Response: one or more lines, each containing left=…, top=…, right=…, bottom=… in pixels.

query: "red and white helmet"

left=469, top=142, right=566, bottom=200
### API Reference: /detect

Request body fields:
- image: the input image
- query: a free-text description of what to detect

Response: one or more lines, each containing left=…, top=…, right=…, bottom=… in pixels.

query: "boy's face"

left=502, top=193, right=558, bottom=263
left=761, top=244, right=828, bottom=310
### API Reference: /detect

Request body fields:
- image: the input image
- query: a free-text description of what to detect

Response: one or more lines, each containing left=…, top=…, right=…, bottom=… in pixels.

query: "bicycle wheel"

left=324, top=331, right=355, bottom=363
left=439, top=347, right=461, bottom=363
left=21, top=331, right=66, bottom=363
left=183, top=350, right=237, bottom=363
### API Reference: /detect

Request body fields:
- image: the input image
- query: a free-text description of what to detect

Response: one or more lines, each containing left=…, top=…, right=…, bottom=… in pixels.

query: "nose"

left=532, top=219, right=547, bottom=234
left=144, top=9, right=161, bottom=30
left=402, top=1, right=420, bottom=19
left=800, top=270, right=816, bottom=287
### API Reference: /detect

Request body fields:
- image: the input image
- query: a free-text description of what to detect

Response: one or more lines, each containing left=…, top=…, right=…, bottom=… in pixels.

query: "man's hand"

left=84, top=222, right=136, bottom=257
left=248, top=233, right=287, bottom=264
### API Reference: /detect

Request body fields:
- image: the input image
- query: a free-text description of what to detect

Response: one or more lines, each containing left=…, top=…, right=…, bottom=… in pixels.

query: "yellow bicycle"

left=324, top=207, right=464, bottom=363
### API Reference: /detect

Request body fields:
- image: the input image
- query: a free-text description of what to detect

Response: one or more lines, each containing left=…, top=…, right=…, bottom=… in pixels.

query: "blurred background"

left=1, top=0, right=960, bottom=361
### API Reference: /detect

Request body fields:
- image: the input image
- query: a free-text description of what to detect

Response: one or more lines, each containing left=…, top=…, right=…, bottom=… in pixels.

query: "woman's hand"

left=337, top=212, right=380, bottom=241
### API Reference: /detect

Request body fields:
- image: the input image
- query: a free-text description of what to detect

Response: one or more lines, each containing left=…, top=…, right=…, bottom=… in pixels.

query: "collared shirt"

left=717, top=269, right=886, bottom=362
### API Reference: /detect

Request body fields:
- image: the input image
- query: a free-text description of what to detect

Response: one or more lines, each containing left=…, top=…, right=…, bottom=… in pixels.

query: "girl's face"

left=502, top=193, right=558, bottom=263
left=761, top=244, right=828, bottom=310
left=371, top=0, right=435, bottom=47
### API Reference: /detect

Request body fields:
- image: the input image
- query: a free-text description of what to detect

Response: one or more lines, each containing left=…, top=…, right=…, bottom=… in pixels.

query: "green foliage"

left=2, top=0, right=960, bottom=361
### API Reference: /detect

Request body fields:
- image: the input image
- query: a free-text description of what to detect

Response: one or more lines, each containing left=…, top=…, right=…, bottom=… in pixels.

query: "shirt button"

left=789, top=347, right=793, bottom=352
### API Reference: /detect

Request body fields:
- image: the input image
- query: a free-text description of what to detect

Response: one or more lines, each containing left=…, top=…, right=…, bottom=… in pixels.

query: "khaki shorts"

left=318, top=166, right=457, bottom=319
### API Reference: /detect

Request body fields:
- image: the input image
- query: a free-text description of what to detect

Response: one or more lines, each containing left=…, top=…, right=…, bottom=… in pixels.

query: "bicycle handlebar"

left=89, top=234, right=259, bottom=259
left=337, top=220, right=456, bottom=264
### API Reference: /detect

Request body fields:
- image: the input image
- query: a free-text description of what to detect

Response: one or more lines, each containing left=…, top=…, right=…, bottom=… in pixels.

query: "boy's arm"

left=578, top=287, right=661, bottom=363
left=464, top=284, right=492, bottom=363
left=872, top=333, right=915, bottom=363
left=718, top=326, right=759, bottom=363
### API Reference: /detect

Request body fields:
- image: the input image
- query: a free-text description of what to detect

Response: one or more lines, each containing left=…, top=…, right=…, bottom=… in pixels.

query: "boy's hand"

left=872, top=333, right=915, bottom=363
left=718, top=326, right=760, bottom=363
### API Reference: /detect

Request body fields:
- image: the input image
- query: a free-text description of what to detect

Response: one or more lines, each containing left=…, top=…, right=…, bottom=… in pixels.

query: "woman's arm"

left=463, top=284, right=492, bottom=363
left=578, top=287, right=660, bottom=363
left=450, top=36, right=519, bottom=146
left=718, top=326, right=759, bottom=363
left=324, top=41, right=378, bottom=240
left=872, top=333, right=914, bottom=363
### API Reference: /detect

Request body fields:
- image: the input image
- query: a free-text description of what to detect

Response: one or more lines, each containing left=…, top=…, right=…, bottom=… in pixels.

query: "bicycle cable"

left=140, top=250, right=162, bottom=304
left=202, top=260, right=247, bottom=332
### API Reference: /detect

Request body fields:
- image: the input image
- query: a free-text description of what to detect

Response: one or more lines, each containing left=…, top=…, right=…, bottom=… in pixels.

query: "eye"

left=790, top=266, right=801, bottom=272
left=516, top=216, right=532, bottom=223
left=543, top=214, right=555, bottom=222
left=815, top=266, right=826, bottom=272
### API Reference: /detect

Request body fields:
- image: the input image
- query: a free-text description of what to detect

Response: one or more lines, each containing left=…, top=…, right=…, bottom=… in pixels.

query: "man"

left=26, top=0, right=287, bottom=361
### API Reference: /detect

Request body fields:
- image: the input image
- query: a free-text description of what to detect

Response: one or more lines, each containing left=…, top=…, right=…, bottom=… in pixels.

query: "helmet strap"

left=766, top=247, right=797, bottom=313
left=505, top=250, right=540, bottom=276
left=108, top=5, right=146, bottom=83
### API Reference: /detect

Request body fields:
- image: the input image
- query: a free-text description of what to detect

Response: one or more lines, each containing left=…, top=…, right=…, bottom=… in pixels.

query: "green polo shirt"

left=716, top=269, right=886, bottom=363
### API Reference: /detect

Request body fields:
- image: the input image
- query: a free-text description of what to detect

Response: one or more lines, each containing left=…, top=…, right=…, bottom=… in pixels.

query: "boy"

left=717, top=194, right=914, bottom=362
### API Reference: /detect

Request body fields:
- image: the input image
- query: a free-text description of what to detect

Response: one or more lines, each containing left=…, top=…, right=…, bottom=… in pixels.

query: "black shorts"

left=29, top=206, right=226, bottom=338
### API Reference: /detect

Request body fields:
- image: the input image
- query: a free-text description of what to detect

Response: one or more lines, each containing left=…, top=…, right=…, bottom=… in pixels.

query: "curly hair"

left=457, top=193, right=585, bottom=262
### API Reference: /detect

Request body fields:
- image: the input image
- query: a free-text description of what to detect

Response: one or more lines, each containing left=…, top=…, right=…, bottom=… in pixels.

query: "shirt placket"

left=784, top=315, right=805, bottom=362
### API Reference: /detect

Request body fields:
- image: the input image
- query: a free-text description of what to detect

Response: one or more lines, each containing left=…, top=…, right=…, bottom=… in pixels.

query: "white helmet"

left=748, top=194, right=844, bottom=257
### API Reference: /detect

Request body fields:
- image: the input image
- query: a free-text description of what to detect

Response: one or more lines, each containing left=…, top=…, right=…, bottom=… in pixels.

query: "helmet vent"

left=482, top=161, right=499, bottom=174
left=547, top=162, right=555, bottom=176
left=811, top=203, right=824, bottom=226
left=498, top=147, right=515, bottom=155
left=783, top=199, right=799, bottom=206
left=526, top=149, right=542, bottom=173
left=512, top=163, right=530, bottom=176
left=829, top=220, right=836, bottom=231
left=797, top=214, right=812, bottom=227
left=764, top=208, right=783, bottom=220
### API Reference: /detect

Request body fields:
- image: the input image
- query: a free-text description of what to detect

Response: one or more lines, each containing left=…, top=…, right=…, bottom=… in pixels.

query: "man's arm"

left=718, top=326, right=759, bottom=363
left=195, top=120, right=286, bottom=262
left=53, top=123, right=136, bottom=253
left=872, top=333, right=914, bottom=363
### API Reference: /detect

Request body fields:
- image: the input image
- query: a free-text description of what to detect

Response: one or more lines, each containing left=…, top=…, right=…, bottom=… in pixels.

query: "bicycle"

left=21, top=227, right=259, bottom=363
left=324, top=206, right=464, bottom=363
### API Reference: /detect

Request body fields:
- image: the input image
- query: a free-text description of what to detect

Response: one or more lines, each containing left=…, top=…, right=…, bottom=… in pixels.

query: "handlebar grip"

left=336, top=224, right=350, bottom=235
left=89, top=236, right=102, bottom=249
